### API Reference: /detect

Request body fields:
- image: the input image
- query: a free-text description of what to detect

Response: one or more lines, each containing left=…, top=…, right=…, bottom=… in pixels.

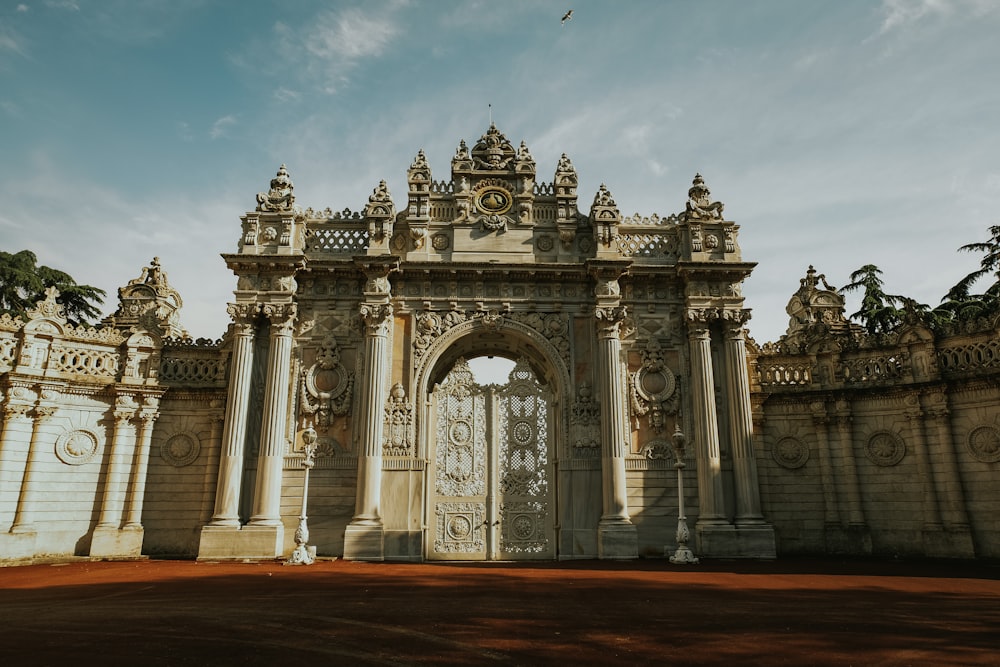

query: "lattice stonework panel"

left=499, top=380, right=548, bottom=498
left=435, top=361, right=487, bottom=498
left=500, top=501, right=548, bottom=553
left=434, top=502, right=486, bottom=553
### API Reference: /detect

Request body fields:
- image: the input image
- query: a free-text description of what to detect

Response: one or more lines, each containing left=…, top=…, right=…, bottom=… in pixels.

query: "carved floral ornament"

left=383, top=382, right=414, bottom=456
left=160, top=431, right=201, bottom=467
left=772, top=436, right=809, bottom=470
left=865, top=431, right=906, bottom=467
left=55, top=428, right=102, bottom=466
left=629, top=339, right=679, bottom=433
left=967, top=425, right=1000, bottom=463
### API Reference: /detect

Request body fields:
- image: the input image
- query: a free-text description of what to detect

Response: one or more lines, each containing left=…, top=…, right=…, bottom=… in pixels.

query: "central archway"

left=413, top=318, right=571, bottom=560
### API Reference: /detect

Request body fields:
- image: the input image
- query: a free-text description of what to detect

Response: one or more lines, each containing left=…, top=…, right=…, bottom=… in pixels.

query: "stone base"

left=697, top=522, right=776, bottom=559
left=343, top=523, right=385, bottom=561
left=90, top=526, right=144, bottom=559
left=923, top=525, right=976, bottom=558
left=824, top=523, right=873, bottom=555
left=0, top=531, right=37, bottom=561
left=597, top=522, right=638, bottom=559
left=383, top=530, right=422, bottom=561
left=196, top=524, right=284, bottom=560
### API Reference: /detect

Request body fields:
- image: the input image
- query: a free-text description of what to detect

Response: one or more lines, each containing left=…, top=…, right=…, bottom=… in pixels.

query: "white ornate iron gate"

left=428, top=358, right=554, bottom=560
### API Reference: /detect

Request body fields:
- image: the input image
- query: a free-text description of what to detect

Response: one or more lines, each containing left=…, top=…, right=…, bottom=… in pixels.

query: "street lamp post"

left=668, top=424, right=699, bottom=565
left=287, top=427, right=319, bottom=565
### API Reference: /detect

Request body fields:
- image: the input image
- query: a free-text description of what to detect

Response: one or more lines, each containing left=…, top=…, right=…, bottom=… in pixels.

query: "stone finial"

left=784, top=265, right=850, bottom=340
left=26, top=286, right=67, bottom=322
left=104, top=258, right=187, bottom=338
left=410, top=149, right=429, bottom=171
left=680, top=173, right=724, bottom=221
left=471, top=123, right=515, bottom=170
left=255, top=164, right=295, bottom=212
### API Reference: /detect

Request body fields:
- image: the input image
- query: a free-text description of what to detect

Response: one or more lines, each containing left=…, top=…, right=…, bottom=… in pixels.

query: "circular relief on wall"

left=447, top=514, right=472, bottom=540
left=771, top=436, right=809, bottom=470
left=865, top=431, right=906, bottom=467
left=967, top=425, right=1000, bottom=463
left=511, top=514, right=535, bottom=540
left=449, top=420, right=472, bottom=445
left=536, top=235, right=555, bottom=252
left=161, top=431, right=201, bottom=467
left=55, top=429, right=101, bottom=466
left=635, top=366, right=676, bottom=401
left=431, top=233, right=450, bottom=251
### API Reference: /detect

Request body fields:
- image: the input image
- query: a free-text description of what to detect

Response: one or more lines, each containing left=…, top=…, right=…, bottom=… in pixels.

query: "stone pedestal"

left=343, top=523, right=385, bottom=561
left=697, top=523, right=776, bottom=559
left=196, top=524, right=284, bottom=560
left=597, top=522, right=638, bottom=559
left=922, top=526, right=975, bottom=558
left=0, top=532, right=37, bottom=561
left=90, top=525, right=144, bottom=558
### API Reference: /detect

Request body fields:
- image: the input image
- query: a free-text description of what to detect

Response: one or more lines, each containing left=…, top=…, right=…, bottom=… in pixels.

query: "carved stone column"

left=721, top=311, right=765, bottom=524
left=832, top=400, right=871, bottom=554
left=903, top=396, right=942, bottom=531
left=686, top=311, right=726, bottom=524
left=90, top=395, right=138, bottom=557
left=345, top=256, right=398, bottom=561
left=923, top=389, right=974, bottom=557
left=808, top=401, right=840, bottom=527
left=249, top=303, right=297, bottom=535
left=9, top=405, right=57, bottom=534
left=587, top=258, right=637, bottom=559
left=0, top=400, right=34, bottom=532
left=207, top=303, right=258, bottom=527
left=124, top=404, right=159, bottom=529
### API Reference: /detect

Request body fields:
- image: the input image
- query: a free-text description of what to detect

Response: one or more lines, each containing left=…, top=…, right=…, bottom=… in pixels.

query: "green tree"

left=0, top=250, right=106, bottom=326
left=936, top=225, right=1000, bottom=323
left=841, top=264, right=906, bottom=335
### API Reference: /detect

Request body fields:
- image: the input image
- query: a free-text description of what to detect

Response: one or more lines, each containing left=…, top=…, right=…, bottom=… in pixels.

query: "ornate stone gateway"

left=429, top=358, right=554, bottom=560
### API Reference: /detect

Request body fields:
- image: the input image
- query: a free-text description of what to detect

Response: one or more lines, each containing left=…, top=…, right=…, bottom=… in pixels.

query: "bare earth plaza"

left=2, top=125, right=1000, bottom=664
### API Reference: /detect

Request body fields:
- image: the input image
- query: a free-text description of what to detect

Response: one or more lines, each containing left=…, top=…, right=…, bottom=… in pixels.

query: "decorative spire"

left=471, top=124, right=515, bottom=170
left=410, top=149, right=429, bottom=171
left=680, top=172, right=724, bottom=221
left=255, top=164, right=295, bottom=212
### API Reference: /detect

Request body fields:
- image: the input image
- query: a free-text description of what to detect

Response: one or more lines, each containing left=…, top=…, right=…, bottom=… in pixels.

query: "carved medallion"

left=864, top=431, right=906, bottom=467
left=476, top=186, right=512, bottom=215
left=967, top=425, right=1000, bottom=463
left=55, top=429, right=101, bottom=466
left=161, top=432, right=201, bottom=467
left=772, top=436, right=809, bottom=470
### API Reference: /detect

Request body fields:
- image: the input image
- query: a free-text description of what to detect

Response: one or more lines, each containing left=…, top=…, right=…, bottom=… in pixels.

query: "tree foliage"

left=841, top=264, right=907, bottom=334
left=0, top=250, right=106, bottom=326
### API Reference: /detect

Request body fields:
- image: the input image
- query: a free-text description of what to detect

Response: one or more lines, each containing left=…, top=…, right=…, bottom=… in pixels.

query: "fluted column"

left=96, top=396, right=139, bottom=529
left=834, top=402, right=865, bottom=526
left=809, top=401, right=840, bottom=527
left=924, top=390, right=970, bottom=529
left=0, top=401, right=33, bottom=531
left=722, top=311, right=764, bottom=523
left=124, top=404, right=159, bottom=529
left=686, top=312, right=726, bottom=524
left=351, top=302, right=393, bottom=525
left=250, top=302, right=296, bottom=526
left=595, top=304, right=632, bottom=526
left=209, top=303, right=258, bottom=526
left=9, top=405, right=58, bottom=533
left=904, top=395, right=941, bottom=529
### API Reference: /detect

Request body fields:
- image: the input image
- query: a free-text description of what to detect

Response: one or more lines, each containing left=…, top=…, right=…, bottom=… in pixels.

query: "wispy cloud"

left=44, top=0, right=80, bottom=10
left=16, top=4, right=29, bottom=12
left=878, top=0, right=998, bottom=33
left=0, top=25, right=26, bottom=57
left=209, top=114, right=237, bottom=139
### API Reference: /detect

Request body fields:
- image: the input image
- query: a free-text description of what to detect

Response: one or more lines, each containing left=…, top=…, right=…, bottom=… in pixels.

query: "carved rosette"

left=772, top=436, right=810, bottom=469
left=864, top=431, right=906, bottom=467
left=160, top=431, right=201, bottom=467
left=967, top=425, right=1000, bottom=463
left=55, top=428, right=101, bottom=466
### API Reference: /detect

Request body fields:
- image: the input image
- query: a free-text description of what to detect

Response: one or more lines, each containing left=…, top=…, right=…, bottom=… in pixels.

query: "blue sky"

left=2, top=0, right=999, bottom=344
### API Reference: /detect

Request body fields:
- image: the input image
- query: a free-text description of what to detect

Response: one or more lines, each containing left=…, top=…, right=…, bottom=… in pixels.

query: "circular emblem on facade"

left=772, top=437, right=809, bottom=470
left=865, top=431, right=906, bottom=467
left=55, top=429, right=101, bottom=466
left=431, top=233, right=449, bottom=250
left=511, top=514, right=535, bottom=540
left=447, top=514, right=473, bottom=540
left=536, top=235, right=554, bottom=252
left=449, top=420, right=472, bottom=445
left=161, top=432, right=201, bottom=467
left=475, top=186, right=512, bottom=215
left=512, top=420, right=534, bottom=445
left=967, top=425, right=1000, bottom=463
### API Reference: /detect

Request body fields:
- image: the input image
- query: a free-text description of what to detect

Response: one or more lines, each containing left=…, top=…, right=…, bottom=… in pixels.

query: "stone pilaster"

left=809, top=401, right=841, bottom=527
left=0, top=400, right=34, bottom=532
left=124, top=405, right=159, bottom=529
left=588, top=259, right=637, bottom=559
left=832, top=401, right=871, bottom=554
left=245, top=302, right=296, bottom=555
left=9, top=404, right=57, bottom=534
left=345, top=256, right=399, bottom=561
left=90, top=395, right=139, bottom=557
left=922, top=389, right=974, bottom=557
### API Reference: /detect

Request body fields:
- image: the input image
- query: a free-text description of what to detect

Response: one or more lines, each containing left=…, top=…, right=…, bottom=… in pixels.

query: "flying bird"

left=561, top=9, right=573, bottom=24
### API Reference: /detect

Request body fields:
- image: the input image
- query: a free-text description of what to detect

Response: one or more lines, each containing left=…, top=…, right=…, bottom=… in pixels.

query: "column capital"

left=33, top=405, right=58, bottom=422
left=262, top=302, right=297, bottom=333
left=720, top=308, right=752, bottom=336
left=360, top=302, right=394, bottom=336
left=227, top=302, right=260, bottom=330
left=3, top=403, right=32, bottom=421
left=595, top=305, right=628, bottom=338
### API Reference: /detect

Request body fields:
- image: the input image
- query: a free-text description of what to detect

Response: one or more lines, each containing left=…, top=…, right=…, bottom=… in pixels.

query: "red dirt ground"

left=1, top=557, right=999, bottom=666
